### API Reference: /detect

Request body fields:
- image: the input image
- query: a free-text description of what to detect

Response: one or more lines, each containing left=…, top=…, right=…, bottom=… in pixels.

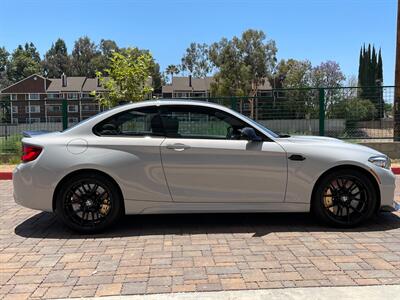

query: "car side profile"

left=13, top=100, right=396, bottom=233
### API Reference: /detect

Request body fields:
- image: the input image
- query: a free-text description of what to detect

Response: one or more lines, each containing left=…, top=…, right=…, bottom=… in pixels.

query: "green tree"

left=210, top=29, right=277, bottom=96
left=0, top=47, right=10, bottom=89
left=275, top=59, right=315, bottom=119
left=357, top=44, right=384, bottom=117
left=330, top=98, right=376, bottom=121
left=71, top=36, right=99, bottom=77
left=165, top=64, right=180, bottom=82
left=42, top=38, right=70, bottom=77
left=181, top=43, right=213, bottom=78
left=7, top=43, right=41, bottom=82
left=377, top=49, right=383, bottom=83
left=311, top=60, right=346, bottom=113
left=150, top=62, right=163, bottom=94
left=209, top=37, right=250, bottom=96
left=277, top=59, right=312, bottom=88
left=95, top=48, right=154, bottom=107
left=92, top=39, right=119, bottom=74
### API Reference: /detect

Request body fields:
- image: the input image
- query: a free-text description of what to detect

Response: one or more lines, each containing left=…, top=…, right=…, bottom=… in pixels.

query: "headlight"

left=368, top=155, right=391, bottom=169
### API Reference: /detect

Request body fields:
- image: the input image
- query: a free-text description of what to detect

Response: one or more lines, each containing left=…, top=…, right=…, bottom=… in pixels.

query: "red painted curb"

left=0, top=168, right=399, bottom=180
left=0, top=172, right=12, bottom=180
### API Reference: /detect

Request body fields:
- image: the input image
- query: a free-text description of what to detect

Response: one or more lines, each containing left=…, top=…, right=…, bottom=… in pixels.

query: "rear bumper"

left=13, top=163, right=54, bottom=212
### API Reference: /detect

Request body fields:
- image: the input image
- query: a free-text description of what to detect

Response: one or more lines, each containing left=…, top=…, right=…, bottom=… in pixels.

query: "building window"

left=192, top=92, right=206, bottom=98
left=68, top=105, right=78, bottom=113
left=68, top=117, right=79, bottom=124
left=47, top=105, right=61, bottom=113
left=47, top=116, right=62, bottom=123
left=47, top=93, right=59, bottom=100
left=11, top=106, right=18, bottom=114
left=81, top=104, right=98, bottom=112
left=12, top=118, right=18, bottom=124
left=26, top=118, right=41, bottom=123
left=27, top=93, right=40, bottom=100
left=174, top=92, right=189, bottom=98
left=10, top=94, right=17, bottom=101
left=67, top=93, right=79, bottom=100
left=25, top=105, right=41, bottom=113
left=81, top=93, right=94, bottom=99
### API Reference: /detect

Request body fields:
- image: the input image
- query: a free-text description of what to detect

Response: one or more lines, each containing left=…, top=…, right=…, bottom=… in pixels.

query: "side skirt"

left=124, top=200, right=310, bottom=215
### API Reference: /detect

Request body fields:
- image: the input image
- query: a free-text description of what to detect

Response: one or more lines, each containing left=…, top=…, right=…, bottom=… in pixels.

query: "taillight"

left=21, top=144, right=42, bottom=163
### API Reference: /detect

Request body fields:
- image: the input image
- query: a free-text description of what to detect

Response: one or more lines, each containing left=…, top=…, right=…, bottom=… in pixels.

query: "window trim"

left=93, top=104, right=270, bottom=141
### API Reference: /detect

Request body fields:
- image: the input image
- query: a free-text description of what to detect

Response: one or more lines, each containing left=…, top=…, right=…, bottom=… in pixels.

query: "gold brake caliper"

left=324, top=187, right=333, bottom=210
left=99, top=193, right=111, bottom=215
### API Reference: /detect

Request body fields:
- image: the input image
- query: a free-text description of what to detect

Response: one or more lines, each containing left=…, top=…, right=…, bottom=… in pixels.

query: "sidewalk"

left=59, top=285, right=400, bottom=300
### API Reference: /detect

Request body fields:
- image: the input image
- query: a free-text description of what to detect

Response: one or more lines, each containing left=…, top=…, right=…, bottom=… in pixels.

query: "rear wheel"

left=312, top=169, right=378, bottom=227
left=55, top=173, right=123, bottom=233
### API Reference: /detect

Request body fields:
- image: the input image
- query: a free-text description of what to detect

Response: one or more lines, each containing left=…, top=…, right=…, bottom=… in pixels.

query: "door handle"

left=166, top=143, right=191, bottom=151
left=288, top=154, right=306, bottom=161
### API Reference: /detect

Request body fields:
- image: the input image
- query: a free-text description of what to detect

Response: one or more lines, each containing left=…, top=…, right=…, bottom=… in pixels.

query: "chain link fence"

left=0, top=86, right=396, bottom=163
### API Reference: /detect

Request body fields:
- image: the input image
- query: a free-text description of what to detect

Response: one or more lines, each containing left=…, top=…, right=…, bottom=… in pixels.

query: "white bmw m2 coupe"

left=13, top=100, right=396, bottom=233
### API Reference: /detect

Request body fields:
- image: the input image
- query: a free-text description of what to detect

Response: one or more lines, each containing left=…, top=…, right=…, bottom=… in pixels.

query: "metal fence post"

left=62, top=99, right=68, bottom=130
left=319, top=88, right=325, bottom=136
left=230, top=97, right=237, bottom=111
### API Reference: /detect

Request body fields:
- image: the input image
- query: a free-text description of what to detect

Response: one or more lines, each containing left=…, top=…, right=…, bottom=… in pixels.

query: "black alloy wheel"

left=312, top=169, right=378, bottom=227
left=56, top=173, right=123, bottom=233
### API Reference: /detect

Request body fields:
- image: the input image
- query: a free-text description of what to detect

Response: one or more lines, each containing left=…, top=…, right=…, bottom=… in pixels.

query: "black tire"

left=311, top=169, right=378, bottom=227
left=55, top=173, right=123, bottom=234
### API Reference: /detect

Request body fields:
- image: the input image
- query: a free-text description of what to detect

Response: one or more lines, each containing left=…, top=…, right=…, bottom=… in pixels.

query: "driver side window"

left=159, top=105, right=252, bottom=140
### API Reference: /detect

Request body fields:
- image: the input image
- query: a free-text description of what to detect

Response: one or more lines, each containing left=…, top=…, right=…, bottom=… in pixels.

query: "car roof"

left=118, top=99, right=230, bottom=110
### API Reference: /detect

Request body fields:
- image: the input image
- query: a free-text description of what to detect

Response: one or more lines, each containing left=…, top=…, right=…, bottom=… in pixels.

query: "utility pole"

left=394, top=0, right=400, bottom=141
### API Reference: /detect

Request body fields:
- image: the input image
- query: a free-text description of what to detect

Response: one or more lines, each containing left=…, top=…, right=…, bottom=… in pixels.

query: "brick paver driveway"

left=1, top=178, right=400, bottom=299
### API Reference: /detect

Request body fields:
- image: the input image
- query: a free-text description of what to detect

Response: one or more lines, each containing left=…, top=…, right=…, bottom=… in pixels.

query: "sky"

left=0, top=0, right=397, bottom=85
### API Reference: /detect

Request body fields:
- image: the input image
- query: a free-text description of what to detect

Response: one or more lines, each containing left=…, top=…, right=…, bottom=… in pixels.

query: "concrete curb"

left=58, top=285, right=400, bottom=300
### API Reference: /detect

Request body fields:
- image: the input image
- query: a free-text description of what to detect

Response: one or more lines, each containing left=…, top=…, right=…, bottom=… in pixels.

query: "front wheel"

left=55, top=173, right=123, bottom=233
left=311, top=169, right=378, bottom=227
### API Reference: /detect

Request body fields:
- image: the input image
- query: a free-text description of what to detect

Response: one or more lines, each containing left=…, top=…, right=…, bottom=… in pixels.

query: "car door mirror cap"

left=240, top=127, right=262, bottom=142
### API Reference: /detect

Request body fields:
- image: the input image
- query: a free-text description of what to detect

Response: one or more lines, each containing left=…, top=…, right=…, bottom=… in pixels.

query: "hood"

left=277, top=135, right=345, bottom=144
left=275, top=135, right=384, bottom=157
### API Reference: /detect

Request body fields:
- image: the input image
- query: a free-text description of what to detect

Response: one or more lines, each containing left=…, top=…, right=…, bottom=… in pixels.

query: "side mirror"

left=240, top=127, right=262, bottom=142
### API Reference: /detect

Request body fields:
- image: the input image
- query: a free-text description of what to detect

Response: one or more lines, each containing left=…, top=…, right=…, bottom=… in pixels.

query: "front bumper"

left=380, top=201, right=400, bottom=212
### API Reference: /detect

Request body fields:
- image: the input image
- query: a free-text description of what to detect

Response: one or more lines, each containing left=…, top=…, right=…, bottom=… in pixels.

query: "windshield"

left=241, top=115, right=279, bottom=138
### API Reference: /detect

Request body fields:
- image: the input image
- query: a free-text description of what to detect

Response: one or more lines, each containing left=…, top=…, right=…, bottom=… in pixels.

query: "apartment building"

left=161, top=76, right=274, bottom=98
left=0, top=74, right=105, bottom=125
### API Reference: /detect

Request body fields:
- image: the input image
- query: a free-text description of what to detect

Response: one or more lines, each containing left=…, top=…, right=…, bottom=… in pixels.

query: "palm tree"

left=165, top=64, right=180, bottom=82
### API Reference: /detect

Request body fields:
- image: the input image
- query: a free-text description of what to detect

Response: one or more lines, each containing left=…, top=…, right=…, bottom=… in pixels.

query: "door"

left=92, top=105, right=171, bottom=202
left=159, top=105, right=287, bottom=203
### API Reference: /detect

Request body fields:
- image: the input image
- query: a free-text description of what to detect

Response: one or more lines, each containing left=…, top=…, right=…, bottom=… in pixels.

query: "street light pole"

left=394, top=0, right=400, bottom=141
